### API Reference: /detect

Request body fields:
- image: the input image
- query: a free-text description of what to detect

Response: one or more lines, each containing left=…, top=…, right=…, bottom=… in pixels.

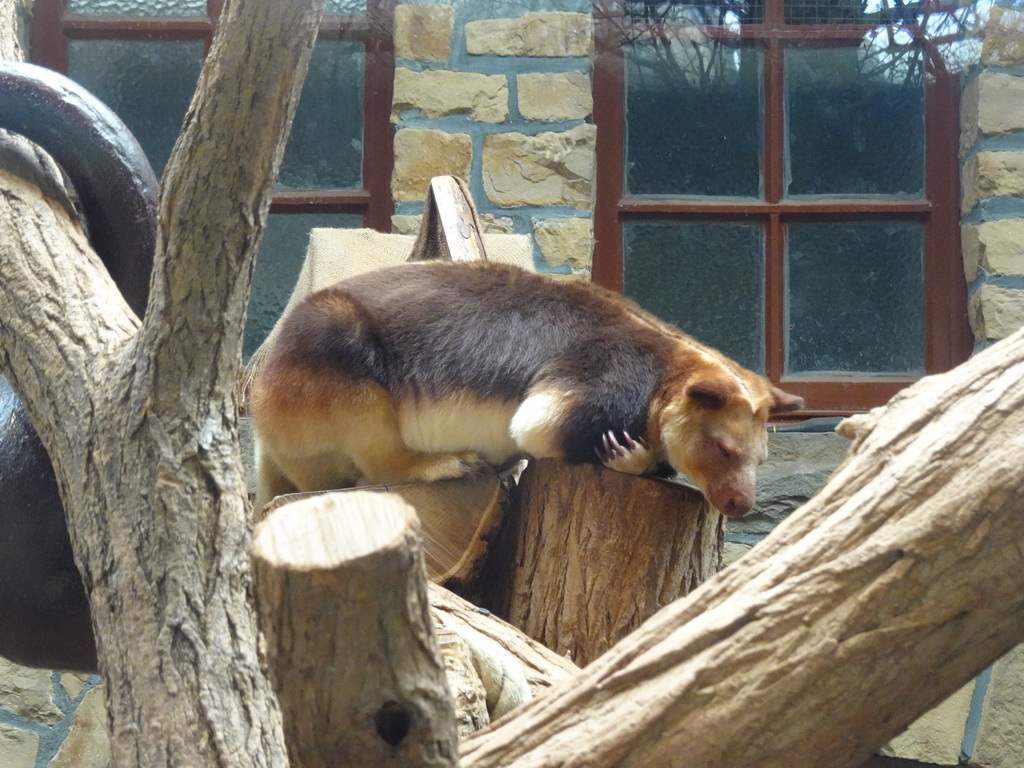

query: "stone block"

left=532, top=216, right=593, bottom=269
left=962, top=154, right=980, bottom=215
left=962, top=224, right=982, bottom=283
left=0, top=657, right=63, bottom=724
left=394, top=4, right=454, bottom=62
left=973, top=643, right=1024, bottom=768
left=392, top=68, right=508, bottom=123
left=879, top=681, right=976, bottom=765
left=544, top=272, right=591, bottom=282
left=51, top=683, right=111, bottom=768
left=970, top=284, right=1024, bottom=340
left=982, top=7, right=1024, bottom=68
left=978, top=73, right=1024, bottom=136
left=391, top=213, right=420, bottom=235
left=962, top=152, right=1024, bottom=215
left=727, top=432, right=850, bottom=537
left=392, top=212, right=515, bottom=236
left=962, top=219, right=1024, bottom=280
left=479, top=213, right=516, bottom=234
left=466, top=12, right=592, bottom=57
left=482, top=124, right=595, bottom=209
left=961, top=75, right=979, bottom=155
left=392, top=128, right=473, bottom=203
left=61, top=673, right=90, bottom=701
left=721, top=541, right=752, bottom=568
left=0, top=723, right=38, bottom=768
left=517, top=72, right=592, bottom=120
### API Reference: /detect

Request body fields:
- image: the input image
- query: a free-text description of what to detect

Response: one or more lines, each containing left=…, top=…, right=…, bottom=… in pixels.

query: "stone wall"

left=961, top=2, right=1024, bottom=348
left=0, top=659, right=108, bottom=768
left=390, top=1, right=595, bottom=276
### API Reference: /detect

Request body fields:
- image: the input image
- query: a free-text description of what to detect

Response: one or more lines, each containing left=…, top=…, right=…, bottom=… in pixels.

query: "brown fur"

left=251, top=262, right=803, bottom=515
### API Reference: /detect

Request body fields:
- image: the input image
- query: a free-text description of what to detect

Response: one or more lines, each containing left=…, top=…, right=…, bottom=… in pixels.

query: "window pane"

left=625, top=0, right=764, bottom=26
left=786, top=221, right=924, bottom=374
left=623, top=221, right=764, bottom=371
left=786, top=45, right=924, bottom=196
left=68, top=0, right=205, bottom=13
left=456, top=0, right=591, bottom=20
left=278, top=41, right=364, bottom=191
left=785, top=0, right=924, bottom=25
left=68, top=40, right=202, bottom=177
left=245, top=214, right=364, bottom=359
left=325, top=0, right=367, bottom=12
left=625, top=42, right=761, bottom=197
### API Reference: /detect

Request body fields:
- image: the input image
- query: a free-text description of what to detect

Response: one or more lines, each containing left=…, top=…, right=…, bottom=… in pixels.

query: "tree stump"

left=257, top=467, right=506, bottom=584
left=251, top=491, right=457, bottom=768
left=479, top=459, right=723, bottom=667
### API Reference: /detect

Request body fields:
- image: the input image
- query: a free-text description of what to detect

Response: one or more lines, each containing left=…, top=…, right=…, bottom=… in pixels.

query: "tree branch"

left=462, top=328, right=1024, bottom=768
left=0, top=0, right=326, bottom=765
left=138, top=0, right=325, bottom=420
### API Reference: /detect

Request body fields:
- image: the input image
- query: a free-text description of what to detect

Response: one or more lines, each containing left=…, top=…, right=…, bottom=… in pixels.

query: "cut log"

left=478, top=459, right=723, bottom=667
left=460, top=329, right=1024, bottom=768
left=251, top=491, right=457, bottom=768
left=258, top=467, right=505, bottom=584
left=409, top=175, right=487, bottom=263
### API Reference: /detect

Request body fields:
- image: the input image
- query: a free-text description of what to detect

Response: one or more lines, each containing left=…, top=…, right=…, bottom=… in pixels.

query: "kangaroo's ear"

left=686, top=379, right=731, bottom=411
left=769, top=385, right=804, bottom=415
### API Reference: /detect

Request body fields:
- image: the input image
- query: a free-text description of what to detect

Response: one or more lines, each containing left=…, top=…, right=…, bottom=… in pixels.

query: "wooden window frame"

left=592, top=0, right=973, bottom=415
left=29, top=0, right=396, bottom=231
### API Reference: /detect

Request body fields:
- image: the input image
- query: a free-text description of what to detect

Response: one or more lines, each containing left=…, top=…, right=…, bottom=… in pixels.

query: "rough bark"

left=410, top=175, right=488, bottom=263
left=259, top=468, right=506, bottom=584
left=0, top=0, right=29, bottom=62
left=0, top=0, right=325, bottom=766
left=437, top=627, right=493, bottom=737
left=481, top=460, right=723, bottom=667
left=251, top=491, right=458, bottom=768
left=429, top=583, right=579, bottom=698
left=461, top=329, right=1024, bottom=768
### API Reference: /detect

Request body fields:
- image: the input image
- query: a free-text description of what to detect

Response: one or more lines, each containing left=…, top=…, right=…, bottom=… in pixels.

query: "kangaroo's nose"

left=722, top=497, right=752, bottom=518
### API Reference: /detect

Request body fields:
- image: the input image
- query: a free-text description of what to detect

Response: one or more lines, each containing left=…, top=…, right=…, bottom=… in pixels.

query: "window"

left=593, top=0, right=975, bottom=413
left=29, top=0, right=395, bottom=357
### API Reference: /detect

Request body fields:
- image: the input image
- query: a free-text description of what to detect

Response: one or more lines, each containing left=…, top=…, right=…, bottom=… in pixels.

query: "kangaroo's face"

left=659, top=373, right=803, bottom=517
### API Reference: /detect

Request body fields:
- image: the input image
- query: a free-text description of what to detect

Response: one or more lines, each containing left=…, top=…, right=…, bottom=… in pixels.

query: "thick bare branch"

left=0, top=0, right=28, bottom=60
left=462, top=328, right=1024, bottom=768
left=138, top=0, right=326, bottom=419
left=0, top=0, right=326, bottom=766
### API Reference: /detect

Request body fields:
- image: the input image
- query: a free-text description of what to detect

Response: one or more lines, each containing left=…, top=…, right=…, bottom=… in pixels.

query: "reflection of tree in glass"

left=618, top=0, right=983, bottom=81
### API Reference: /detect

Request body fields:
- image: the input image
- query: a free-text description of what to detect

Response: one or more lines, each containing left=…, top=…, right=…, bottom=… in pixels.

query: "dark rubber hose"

left=0, top=63, right=158, bottom=671
left=0, top=60, right=157, bottom=316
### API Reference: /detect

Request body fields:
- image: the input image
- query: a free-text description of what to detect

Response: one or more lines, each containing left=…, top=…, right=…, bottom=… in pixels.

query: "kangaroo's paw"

left=596, top=431, right=653, bottom=476
left=409, top=452, right=488, bottom=483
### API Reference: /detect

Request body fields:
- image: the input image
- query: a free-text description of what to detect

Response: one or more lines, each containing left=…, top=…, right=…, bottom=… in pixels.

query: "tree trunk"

left=0, top=0, right=325, bottom=765
left=461, top=328, right=1024, bottom=768
left=251, top=491, right=458, bottom=768
left=480, top=460, right=722, bottom=667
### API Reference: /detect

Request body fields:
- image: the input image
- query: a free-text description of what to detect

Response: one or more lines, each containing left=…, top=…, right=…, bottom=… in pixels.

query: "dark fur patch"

left=264, top=262, right=689, bottom=464
left=544, top=341, right=662, bottom=464
left=301, top=262, right=673, bottom=400
left=266, top=289, right=387, bottom=383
